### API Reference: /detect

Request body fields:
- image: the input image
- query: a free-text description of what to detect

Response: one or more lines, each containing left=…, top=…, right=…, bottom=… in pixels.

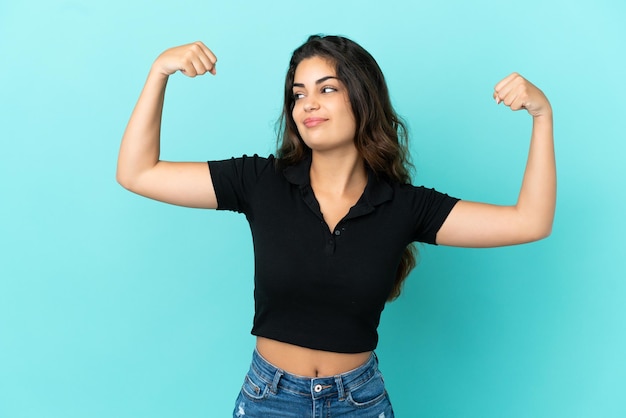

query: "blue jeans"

left=233, top=349, right=394, bottom=417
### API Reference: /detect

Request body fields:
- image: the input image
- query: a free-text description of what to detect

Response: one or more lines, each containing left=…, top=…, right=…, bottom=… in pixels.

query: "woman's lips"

left=303, top=117, right=327, bottom=128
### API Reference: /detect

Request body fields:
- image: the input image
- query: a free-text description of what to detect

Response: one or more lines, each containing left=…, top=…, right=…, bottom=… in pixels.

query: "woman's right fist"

left=152, top=41, right=217, bottom=77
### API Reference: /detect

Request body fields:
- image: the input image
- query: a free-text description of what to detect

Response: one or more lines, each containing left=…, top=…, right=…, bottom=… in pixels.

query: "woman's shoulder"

left=391, top=180, right=459, bottom=206
left=210, top=153, right=276, bottom=169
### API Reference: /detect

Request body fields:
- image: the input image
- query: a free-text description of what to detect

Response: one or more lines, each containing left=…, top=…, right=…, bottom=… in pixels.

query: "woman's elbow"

left=523, top=222, right=553, bottom=243
left=116, top=166, right=136, bottom=192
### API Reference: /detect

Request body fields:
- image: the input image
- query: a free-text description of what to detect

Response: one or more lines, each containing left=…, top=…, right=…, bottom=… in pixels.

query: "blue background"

left=1, top=0, right=625, bottom=417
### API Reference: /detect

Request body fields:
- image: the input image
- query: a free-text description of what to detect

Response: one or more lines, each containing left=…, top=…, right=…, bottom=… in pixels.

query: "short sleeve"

left=207, top=154, right=274, bottom=214
left=408, top=186, right=460, bottom=244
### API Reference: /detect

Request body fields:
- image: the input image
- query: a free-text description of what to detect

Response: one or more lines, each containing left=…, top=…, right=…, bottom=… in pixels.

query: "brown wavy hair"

left=277, top=34, right=417, bottom=301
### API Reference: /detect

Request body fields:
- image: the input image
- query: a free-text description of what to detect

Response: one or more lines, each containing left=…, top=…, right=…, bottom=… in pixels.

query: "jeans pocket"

left=346, top=371, right=388, bottom=408
left=240, top=368, right=271, bottom=401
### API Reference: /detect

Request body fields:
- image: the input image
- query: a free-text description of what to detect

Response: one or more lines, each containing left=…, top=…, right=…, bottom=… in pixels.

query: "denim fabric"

left=233, top=349, right=394, bottom=417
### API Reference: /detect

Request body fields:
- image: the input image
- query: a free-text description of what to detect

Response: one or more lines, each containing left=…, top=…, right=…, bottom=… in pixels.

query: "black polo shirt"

left=208, top=154, right=459, bottom=353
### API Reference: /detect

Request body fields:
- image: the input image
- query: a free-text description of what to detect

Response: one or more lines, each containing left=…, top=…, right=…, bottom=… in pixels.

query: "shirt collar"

left=283, top=155, right=393, bottom=207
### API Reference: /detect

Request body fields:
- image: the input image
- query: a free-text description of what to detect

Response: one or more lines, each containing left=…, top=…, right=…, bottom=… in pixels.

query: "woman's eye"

left=322, top=86, right=337, bottom=93
left=293, top=92, right=305, bottom=100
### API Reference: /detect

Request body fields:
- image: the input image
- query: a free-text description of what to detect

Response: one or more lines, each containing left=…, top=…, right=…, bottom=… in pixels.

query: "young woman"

left=117, top=35, right=555, bottom=417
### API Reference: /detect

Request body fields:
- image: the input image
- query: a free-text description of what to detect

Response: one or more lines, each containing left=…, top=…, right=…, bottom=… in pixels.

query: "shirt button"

left=334, top=230, right=341, bottom=236
left=314, top=384, right=323, bottom=393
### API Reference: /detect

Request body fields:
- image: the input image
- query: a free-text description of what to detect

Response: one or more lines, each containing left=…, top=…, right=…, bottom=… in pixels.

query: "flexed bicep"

left=117, top=41, right=220, bottom=209
left=436, top=200, right=548, bottom=247
left=437, top=73, right=555, bottom=247
left=121, top=161, right=218, bottom=209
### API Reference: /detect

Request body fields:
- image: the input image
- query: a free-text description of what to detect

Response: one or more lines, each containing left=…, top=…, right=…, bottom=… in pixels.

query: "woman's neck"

left=309, top=149, right=367, bottom=196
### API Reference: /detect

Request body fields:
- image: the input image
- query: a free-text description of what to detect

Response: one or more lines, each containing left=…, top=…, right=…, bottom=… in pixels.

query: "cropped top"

left=208, top=154, right=459, bottom=353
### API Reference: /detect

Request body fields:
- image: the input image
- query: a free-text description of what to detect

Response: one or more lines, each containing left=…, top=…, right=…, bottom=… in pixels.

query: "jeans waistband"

left=250, top=348, right=379, bottom=400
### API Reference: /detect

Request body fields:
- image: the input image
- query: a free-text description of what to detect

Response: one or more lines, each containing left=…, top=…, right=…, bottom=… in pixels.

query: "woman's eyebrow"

left=292, top=76, right=338, bottom=88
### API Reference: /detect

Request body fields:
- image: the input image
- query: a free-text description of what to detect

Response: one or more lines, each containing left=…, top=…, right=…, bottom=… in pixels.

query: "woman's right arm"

left=116, top=42, right=219, bottom=209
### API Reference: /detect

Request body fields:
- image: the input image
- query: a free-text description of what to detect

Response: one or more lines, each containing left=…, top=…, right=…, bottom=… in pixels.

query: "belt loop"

left=335, top=375, right=345, bottom=401
left=270, top=369, right=283, bottom=394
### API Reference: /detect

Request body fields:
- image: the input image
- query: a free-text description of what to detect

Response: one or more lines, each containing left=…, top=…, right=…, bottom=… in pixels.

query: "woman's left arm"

left=436, top=73, right=556, bottom=247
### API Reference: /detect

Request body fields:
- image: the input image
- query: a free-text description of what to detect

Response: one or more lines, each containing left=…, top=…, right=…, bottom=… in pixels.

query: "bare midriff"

left=256, top=337, right=372, bottom=378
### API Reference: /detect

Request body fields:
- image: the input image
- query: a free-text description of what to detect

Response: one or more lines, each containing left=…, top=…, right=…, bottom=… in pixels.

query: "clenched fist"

left=152, top=41, right=218, bottom=78
left=494, top=73, right=551, bottom=118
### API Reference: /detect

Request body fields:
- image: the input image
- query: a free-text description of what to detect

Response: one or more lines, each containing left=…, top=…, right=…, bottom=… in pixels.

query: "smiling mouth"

left=303, top=118, right=327, bottom=128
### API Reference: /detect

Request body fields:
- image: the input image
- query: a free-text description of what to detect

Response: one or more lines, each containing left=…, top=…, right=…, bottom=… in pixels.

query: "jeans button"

left=314, top=384, right=323, bottom=393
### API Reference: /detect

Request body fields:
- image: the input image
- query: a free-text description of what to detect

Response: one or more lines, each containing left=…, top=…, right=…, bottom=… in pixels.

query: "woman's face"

left=291, top=56, right=357, bottom=154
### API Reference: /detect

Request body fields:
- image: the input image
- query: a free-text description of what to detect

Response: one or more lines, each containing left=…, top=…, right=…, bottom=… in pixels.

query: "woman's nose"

left=303, top=96, right=319, bottom=112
